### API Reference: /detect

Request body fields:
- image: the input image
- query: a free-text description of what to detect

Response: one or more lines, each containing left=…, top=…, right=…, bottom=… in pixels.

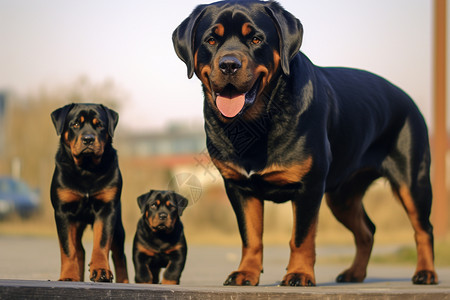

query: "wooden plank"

left=433, top=0, right=448, bottom=238
left=1, top=279, right=450, bottom=300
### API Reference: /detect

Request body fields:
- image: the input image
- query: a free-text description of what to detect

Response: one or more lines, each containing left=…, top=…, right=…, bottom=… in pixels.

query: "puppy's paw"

left=90, top=268, right=113, bottom=282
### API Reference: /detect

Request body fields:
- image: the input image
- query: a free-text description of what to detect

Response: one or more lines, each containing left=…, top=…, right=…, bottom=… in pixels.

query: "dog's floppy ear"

left=172, top=4, right=207, bottom=79
left=265, top=2, right=303, bottom=76
left=51, top=103, right=75, bottom=136
left=100, top=105, right=119, bottom=138
left=173, top=193, right=189, bottom=216
left=137, top=190, right=156, bottom=213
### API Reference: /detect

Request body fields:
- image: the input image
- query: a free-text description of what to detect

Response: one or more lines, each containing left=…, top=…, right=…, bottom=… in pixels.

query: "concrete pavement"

left=0, top=235, right=449, bottom=299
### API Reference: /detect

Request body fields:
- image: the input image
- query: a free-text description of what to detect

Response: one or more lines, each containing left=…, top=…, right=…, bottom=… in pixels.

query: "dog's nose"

left=82, top=135, right=95, bottom=145
left=219, top=56, right=241, bottom=75
left=159, top=212, right=168, bottom=220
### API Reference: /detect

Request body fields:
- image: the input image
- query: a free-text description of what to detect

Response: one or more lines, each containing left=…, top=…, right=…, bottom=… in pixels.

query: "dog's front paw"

left=223, top=271, right=259, bottom=286
left=90, top=268, right=113, bottom=282
left=412, top=270, right=438, bottom=285
left=280, top=273, right=315, bottom=286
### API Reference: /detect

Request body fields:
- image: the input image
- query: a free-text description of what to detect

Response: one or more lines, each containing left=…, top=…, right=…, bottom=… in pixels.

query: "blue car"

left=0, top=177, right=40, bottom=219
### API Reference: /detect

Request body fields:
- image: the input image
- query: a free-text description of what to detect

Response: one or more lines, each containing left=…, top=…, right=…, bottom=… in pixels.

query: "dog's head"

left=137, top=190, right=188, bottom=234
left=173, top=0, right=303, bottom=121
left=51, top=103, right=119, bottom=167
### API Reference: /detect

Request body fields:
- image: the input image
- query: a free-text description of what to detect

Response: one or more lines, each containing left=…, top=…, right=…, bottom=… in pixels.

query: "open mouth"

left=214, top=76, right=261, bottom=118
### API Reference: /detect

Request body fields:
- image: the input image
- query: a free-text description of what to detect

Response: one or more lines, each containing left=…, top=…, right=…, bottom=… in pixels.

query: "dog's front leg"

left=223, top=182, right=264, bottom=286
left=133, top=251, right=155, bottom=283
left=55, top=215, right=86, bottom=281
left=161, top=237, right=187, bottom=285
left=90, top=202, right=116, bottom=282
left=281, top=189, right=322, bottom=287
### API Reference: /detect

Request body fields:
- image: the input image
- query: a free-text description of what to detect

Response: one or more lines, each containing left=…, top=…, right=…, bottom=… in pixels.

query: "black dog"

left=173, top=0, right=437, bottom=286
left=50, top=103, right=128, bottom=283
left=133, top=190, right=188, bottom=284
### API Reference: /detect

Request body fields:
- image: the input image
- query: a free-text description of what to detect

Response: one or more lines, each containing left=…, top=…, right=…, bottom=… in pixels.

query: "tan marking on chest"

left=93, top=187, right=118, bottom=203
left=211, top=158, right=248, bottom=181
left=212, top=156, right=313, bottom=186
left=57, top=188, right=83, bottom=203
left=136, top=242, right=157, bottom=257
left=164, top=243, right=183, bottom=255
left=258, top=156, right=313, bottom=185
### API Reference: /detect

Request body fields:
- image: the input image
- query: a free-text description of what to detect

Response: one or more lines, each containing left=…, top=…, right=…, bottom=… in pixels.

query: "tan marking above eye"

left=242, top=22, right=252, bottom=36
left=214, top=23, right=224, bottom=36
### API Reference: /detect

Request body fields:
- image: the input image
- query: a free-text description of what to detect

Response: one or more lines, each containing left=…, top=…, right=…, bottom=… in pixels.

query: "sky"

left=0, top=0, right=446, bottom=132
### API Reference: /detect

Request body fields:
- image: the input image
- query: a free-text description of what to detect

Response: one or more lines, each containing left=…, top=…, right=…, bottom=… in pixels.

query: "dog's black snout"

left=82, top=134, right=95, bottom=145
left=219, top=56, right=241, bottom=75
left=159, top=212, right=168, bottom=220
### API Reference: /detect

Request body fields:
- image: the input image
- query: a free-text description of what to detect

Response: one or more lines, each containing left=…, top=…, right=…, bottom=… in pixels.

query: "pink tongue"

left=216, top=94, right=245, bottom=118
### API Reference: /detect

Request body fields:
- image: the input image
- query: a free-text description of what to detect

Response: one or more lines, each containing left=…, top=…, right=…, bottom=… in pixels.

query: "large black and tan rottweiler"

left=173, top=0, right=437, bottom=286
left=50, top=103, right=129, bottom=283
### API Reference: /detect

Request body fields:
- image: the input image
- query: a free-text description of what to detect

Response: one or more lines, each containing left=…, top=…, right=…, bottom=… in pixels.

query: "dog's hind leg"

left=382, top=119, right=437, bottom=284
left=326, top=169, right=380, bottom=283
left=111, top=208, right=129, bottom=283
left=390, top=183, right=437, bottom=284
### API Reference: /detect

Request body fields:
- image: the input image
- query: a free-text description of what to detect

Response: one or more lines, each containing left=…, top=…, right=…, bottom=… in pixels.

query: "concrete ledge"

left=1, top=279, right=450, bottom=300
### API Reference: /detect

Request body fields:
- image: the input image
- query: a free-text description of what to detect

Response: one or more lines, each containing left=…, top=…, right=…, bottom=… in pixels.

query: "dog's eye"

left=72, top=122, right=80, bottom=129
left=206, top=37, right=216, bottom=45
left=251, top=37, right=262, bottom=45
left=150, top=204, right=157, bottom=210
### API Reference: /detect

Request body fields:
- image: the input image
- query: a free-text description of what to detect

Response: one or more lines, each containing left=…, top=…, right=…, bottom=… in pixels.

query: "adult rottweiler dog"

left=50, top=103, right=129, bottom=283
left=133, top=190, right=188, bottom=284
left=173, top=0, right=437, bottom=286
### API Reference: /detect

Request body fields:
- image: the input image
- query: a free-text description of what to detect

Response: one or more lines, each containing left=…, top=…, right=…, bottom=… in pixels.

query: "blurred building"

left=117, top=125, right=206, bottom=157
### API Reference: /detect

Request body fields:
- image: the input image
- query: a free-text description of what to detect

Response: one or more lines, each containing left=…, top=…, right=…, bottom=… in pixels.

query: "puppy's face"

left=137, top=190, right=188, bottom=234
left=51, top=103, right=118, bottom=167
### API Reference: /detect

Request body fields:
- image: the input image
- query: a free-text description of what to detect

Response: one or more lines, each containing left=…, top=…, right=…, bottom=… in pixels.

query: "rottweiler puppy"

left=133, top=190, right=188, bottom=284
left=50, top=103, right=128, bottom=283
left=173, top=0, right=437, bottom=286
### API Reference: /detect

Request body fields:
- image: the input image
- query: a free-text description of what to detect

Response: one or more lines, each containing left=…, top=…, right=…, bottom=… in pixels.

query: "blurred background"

left=0, top=0, right=449, bottom=275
